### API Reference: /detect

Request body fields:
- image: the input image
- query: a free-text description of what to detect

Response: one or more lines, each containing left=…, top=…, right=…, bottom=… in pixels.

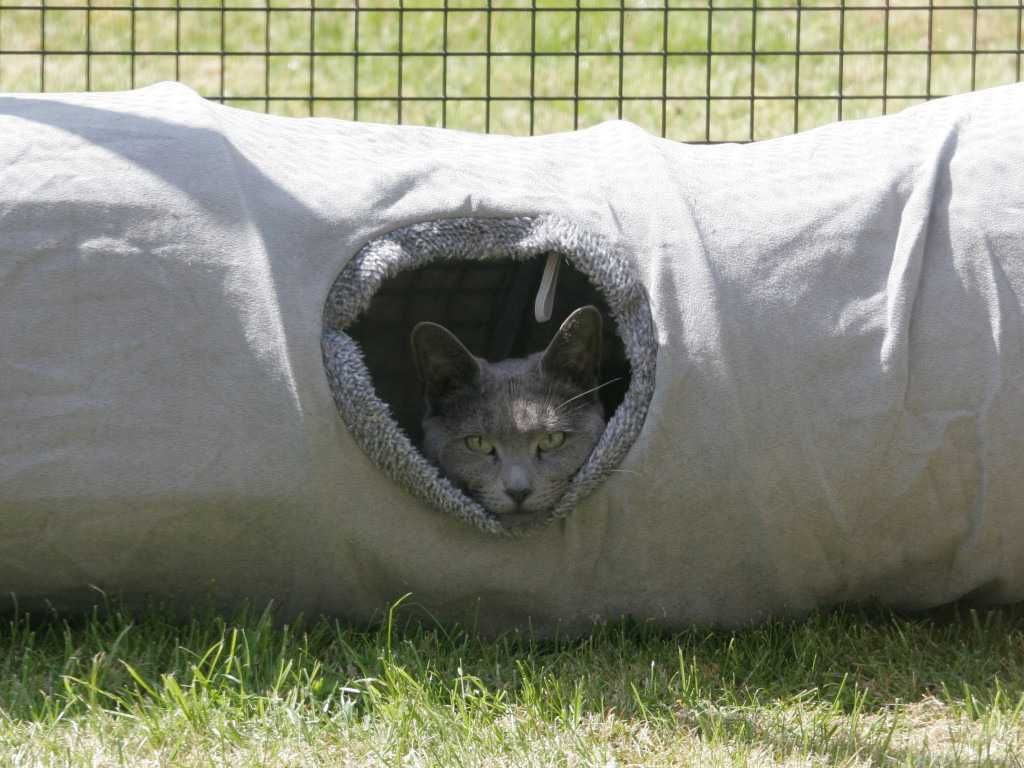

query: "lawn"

left=2, top=600, right=1023, bottom=766
left=0, top=0, right=1022, bottom=140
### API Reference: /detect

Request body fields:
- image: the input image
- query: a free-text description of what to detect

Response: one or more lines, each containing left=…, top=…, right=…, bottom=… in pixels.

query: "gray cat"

left=411, top=306, right=606, bottom=521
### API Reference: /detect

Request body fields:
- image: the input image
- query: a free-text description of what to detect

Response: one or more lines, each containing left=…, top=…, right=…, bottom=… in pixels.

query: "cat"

left=411, top=306, right=606, bottom=521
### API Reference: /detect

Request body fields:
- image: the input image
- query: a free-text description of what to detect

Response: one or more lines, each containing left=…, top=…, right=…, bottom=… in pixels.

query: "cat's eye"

left=465, top=435, right=495, bottom=454
left=537, top=431, right=566, bottom=452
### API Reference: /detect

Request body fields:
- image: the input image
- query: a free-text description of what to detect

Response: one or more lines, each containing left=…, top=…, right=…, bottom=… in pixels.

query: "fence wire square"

left=0, top=0, right=1022, bottom=141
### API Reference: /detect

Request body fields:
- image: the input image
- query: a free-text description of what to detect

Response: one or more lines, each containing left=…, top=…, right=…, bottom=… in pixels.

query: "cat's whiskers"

left=556, top=377, right=623, bottom=412
left=606, top=467, right=646, bottom=478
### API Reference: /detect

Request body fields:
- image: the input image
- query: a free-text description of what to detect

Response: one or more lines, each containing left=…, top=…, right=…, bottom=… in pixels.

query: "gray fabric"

left=1, top=82, right=1023, bottom=631
left=322, top=216, right=657, bottom=534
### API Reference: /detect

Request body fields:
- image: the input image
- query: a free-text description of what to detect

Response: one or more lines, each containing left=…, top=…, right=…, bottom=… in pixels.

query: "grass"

left=0, top=1, right=1022, bottom=140
left=2, top=599, right=1024, bottom=765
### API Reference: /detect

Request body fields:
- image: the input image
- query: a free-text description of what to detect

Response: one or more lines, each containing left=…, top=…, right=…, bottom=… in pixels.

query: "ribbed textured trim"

left=322, top=215, right=657, bottom=534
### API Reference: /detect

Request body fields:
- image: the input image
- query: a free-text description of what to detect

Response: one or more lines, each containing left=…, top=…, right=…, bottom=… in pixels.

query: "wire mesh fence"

left=0, top=0, right=1021, bottom=141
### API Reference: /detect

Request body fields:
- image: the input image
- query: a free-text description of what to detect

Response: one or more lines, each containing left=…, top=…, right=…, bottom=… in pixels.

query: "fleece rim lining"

left=321, top=215, right=657, bottom=535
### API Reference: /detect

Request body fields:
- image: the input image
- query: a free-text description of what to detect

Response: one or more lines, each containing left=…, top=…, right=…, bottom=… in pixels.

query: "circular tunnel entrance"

left=321, top=215, right=656, bottom=534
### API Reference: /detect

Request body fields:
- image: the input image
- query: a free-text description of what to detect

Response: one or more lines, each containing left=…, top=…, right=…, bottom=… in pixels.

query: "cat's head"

left=411, top=306, right=606, bottom=523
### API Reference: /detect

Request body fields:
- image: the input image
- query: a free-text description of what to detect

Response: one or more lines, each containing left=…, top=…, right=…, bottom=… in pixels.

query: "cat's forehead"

left=499, top=388, right=564, bottom=433
left=444, top=359, right=581, bottom=434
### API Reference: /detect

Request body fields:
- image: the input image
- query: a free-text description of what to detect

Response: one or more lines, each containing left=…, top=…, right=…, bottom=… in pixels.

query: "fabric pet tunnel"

left=1, top=82, right=1022, bottom=632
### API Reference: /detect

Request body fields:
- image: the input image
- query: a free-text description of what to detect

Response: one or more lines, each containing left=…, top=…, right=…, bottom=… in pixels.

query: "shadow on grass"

left=3, top=595, right=1024, bottom=728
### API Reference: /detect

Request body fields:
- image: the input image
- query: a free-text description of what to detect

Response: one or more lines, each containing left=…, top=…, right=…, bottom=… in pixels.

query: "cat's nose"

left=505, top=488, right=532, bottom=505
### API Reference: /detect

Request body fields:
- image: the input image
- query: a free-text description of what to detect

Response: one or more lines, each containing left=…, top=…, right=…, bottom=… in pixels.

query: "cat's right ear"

left=411, top=322, right=481, bottom=406
left=541, top=305, right=602, bottom=388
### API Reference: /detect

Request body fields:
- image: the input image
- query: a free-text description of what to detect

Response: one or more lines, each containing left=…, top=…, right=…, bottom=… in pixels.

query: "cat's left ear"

left=541, top=305, right=602, bottom=388
left=411, top=321, right=481, bottom=406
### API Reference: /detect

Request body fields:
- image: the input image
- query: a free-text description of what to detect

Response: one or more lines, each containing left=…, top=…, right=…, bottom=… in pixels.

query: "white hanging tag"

left=534, top=253, right=561, bottom=323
